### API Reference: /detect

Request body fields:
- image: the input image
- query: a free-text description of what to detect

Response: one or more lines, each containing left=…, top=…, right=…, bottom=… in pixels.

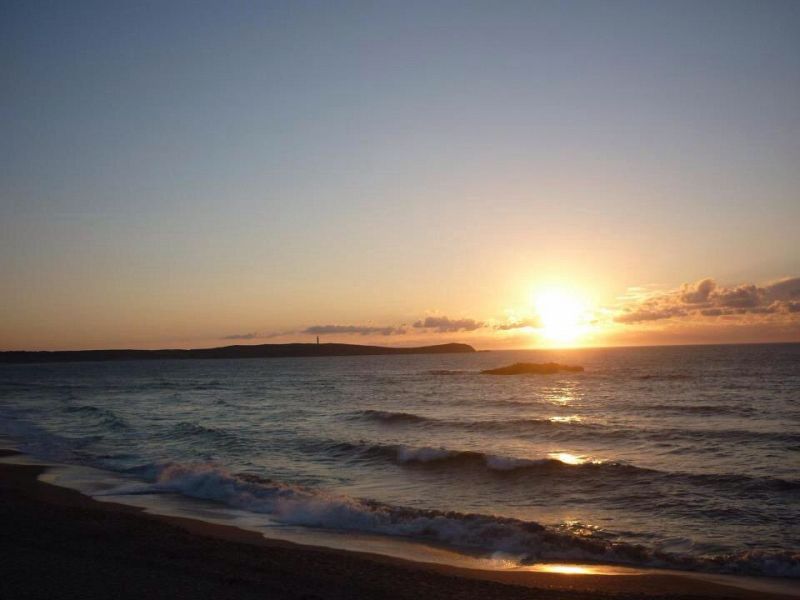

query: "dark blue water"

left=1, top=343, right=798, bottom=577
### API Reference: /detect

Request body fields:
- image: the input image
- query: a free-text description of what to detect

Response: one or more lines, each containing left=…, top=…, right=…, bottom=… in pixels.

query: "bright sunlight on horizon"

left=1, top=2, right=798, bottom=352
left=531, top=289, right=593, bottom=347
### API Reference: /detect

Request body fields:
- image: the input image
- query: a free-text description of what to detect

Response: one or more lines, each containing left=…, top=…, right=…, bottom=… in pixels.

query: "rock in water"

left=481, top=362, right=584, bottom=375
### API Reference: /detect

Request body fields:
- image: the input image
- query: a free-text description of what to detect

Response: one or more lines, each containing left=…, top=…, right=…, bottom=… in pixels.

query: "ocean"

left=1, top=343, right=798, bottom=579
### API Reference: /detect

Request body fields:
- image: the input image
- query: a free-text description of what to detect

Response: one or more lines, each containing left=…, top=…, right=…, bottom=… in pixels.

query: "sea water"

left=1, top=343, right=798, bottom=578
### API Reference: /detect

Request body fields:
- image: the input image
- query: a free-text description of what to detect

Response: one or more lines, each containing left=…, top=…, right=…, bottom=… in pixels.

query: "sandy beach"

left=1, top=451, right=794, bottom=600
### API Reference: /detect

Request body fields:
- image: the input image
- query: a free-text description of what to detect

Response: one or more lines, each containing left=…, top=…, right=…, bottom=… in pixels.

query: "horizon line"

left=2, top=339, right=799, bottom=355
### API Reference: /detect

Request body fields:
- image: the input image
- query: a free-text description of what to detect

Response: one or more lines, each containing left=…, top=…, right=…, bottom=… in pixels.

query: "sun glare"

left=549, top=452, right=585, bottom=465
left=529, top=564, right=594, bottom=575
left=533, top=289, right=589, bottom=345
left=526, top=563, right=641, bottom=576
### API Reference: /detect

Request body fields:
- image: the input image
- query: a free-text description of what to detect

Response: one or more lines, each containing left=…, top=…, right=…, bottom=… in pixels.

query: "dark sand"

left=0, top=451, right=794, bottom=600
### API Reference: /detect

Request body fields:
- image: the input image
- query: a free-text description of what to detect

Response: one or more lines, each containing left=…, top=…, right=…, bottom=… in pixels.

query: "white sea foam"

left=117, top=461, right=800, bottom=578
left=384, top=444, right=582, bottom=472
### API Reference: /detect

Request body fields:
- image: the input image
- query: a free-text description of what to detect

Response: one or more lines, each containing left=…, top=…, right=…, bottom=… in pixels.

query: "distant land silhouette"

left=0, top=342, right=476, bottom=364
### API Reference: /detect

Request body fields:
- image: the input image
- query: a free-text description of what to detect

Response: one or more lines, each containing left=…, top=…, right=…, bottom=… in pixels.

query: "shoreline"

left=1, top=449, right=795, bottom=600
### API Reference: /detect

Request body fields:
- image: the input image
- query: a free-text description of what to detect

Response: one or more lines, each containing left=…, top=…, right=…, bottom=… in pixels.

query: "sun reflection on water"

left=544, top=382, right=582, bottom=407
left=549, top=452, right=585, bottom=465
left=525, top=563, right=641, bottom=576
left=536, top=564, right=594, bottom=574
left=549, top=415, right=582, bottom=423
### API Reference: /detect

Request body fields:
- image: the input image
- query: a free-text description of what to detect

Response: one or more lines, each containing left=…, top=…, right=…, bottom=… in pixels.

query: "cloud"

left=222, top=332, right=260, bottom=340
left=302, top=324, right=406, bottom=336
left=494, top=317, right=542, bottom=331
left=614, top=302, right=688, bottom=323
left=713, top=284, right=762, bottom=308
left=786, top=301, right=800, bottom=313
left=764, top=277, right=800, bottom=302
left=679, top=278, right=716, bottom=304
left=614, top=307, right=687, bottom=324
left=614, top=276, right=800, bottom=325
left=412, top=316, right=484, bottom=332
left=222, top=330, right=298, bottom=340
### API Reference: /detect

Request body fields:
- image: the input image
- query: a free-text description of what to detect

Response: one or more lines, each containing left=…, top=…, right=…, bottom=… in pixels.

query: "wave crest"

left=324, top=441, right=800, bottom=495
left=343, top=442, right=612, bottom=472
left=119, top=462, right=799, bottom=578
left=352, top=410, right=602, bottom=437
left=353, top=410, right=432, bottom=424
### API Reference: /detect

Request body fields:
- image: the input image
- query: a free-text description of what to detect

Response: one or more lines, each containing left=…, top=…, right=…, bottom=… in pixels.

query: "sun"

left=533, top=289, right=589, bottom=345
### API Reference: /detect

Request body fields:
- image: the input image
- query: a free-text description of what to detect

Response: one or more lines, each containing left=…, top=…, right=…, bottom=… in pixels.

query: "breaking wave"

left=327, top=441, right=632, bottom=472
left=322, top=441, right=800, bottom=494
left=114, top=462, right=800, bottom=578
left=352, top=410, right=605, bottom=435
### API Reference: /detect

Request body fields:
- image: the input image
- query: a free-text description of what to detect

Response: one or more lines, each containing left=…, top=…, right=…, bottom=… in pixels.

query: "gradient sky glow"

left=2, top=1, right=799, bottom=350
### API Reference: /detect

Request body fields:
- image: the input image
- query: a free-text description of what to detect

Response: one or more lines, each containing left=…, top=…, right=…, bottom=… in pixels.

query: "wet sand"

left=0, top=451, right=794, bottom=600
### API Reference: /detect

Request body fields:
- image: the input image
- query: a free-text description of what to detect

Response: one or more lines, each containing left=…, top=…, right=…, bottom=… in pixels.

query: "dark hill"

left=0, top=342, right=476, bottom=364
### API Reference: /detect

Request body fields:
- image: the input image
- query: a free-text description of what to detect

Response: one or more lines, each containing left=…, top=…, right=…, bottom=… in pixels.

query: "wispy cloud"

left=230, top=317, right=486, bottom=340
left=302, top=324, right=407, bottom=336
left=412, top=316, right=484, bottom=333
left=222, top=332, right=260, bottom=340
left=494, top=317, right=542, bottom=331
left=221, top=330, right=297, bottom=340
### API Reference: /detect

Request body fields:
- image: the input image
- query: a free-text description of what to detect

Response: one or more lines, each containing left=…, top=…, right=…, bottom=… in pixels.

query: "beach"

left=1, top=451, right=794, bottom=600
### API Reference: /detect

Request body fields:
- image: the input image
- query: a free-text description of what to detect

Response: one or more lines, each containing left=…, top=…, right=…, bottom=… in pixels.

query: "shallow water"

left=1, top=343, right=798, bottom=577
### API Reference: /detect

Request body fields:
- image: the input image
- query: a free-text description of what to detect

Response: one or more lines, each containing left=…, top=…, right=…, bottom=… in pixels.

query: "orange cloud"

left=614, top=277, right=800, bottom=325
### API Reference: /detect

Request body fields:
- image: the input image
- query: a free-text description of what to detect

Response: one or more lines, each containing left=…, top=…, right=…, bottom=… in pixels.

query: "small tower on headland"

left=316, top=336, right=320, bottom=345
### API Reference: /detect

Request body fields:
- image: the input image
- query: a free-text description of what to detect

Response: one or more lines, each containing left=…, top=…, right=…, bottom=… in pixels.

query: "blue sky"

left=2, top=1, right=799, bottom=349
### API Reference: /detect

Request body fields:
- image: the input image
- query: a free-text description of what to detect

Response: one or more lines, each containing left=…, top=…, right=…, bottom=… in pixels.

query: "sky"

left=2, top=0, right=799, bottom=351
